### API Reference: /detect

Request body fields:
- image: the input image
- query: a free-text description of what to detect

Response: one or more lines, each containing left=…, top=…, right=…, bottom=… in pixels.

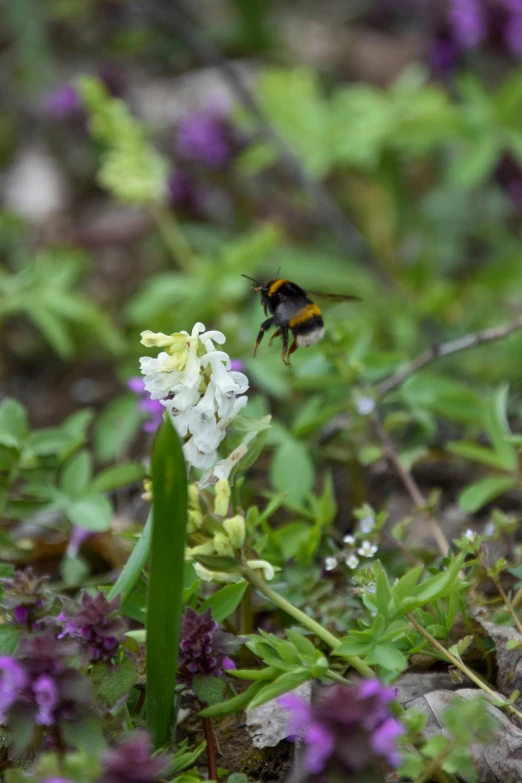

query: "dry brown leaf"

left=481, top=621, right=522, bottom=713
left=395, top=671, right=462, bottom=703
left=404, top=688, right=522, bottom=783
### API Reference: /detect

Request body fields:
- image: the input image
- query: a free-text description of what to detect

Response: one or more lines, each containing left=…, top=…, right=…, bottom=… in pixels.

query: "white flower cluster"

left=323, top=513, right=378, bottom=573
left=139, top=323, right=248, bottom=470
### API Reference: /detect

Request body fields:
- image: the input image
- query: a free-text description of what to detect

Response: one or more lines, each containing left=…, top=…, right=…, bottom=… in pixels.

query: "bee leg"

left=288, top=339, right=298, bottom=358
left=269, top=328, right=281, bottom=346
left=253, top=317, right=275, bottom=357
left=281, top=326, right=291, bottom=366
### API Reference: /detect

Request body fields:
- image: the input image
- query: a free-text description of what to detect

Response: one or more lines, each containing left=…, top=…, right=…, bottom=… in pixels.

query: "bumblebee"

left=243, top=275, right=361, bottom=366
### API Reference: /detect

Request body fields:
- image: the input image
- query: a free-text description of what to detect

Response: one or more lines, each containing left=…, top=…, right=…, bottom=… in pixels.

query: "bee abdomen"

left=289, top=303, right=325, bottom=347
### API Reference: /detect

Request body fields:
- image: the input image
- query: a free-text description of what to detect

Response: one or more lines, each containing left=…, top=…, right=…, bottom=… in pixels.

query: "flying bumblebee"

left=243, top=275, right=361, bottom=366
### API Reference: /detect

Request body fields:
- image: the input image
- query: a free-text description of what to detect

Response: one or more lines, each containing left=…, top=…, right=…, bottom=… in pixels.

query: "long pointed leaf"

left=108, top=513, right=152, bottom=603
left=146, top=420, right=188, bottom=750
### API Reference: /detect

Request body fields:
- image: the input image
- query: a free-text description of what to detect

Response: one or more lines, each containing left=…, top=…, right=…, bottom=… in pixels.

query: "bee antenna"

left=241, top=274, right=261, bottom=284
left=275, top=266, right=281, bottom=278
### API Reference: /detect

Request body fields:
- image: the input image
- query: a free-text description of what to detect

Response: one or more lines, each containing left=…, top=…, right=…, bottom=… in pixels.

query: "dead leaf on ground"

left=480, top=621, right=522, bottom=715
left=404, top=688, right=522, bottom=783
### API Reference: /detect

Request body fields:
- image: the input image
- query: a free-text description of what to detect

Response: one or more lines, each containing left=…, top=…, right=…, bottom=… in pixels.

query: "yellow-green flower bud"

left=223, top=515, right=245, bottom=550
left=213, top=532, right=234, bottom=557
left=214, top=478, right=231, bottom=517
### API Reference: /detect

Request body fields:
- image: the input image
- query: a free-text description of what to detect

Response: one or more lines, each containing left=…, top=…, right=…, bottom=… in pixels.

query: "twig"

left=319, top=314, right=522, bottom=442
left=140, top=0, right=370, bottom=262
left=490, top=575, right=522, bottom=636
left=376, top=314, right=522, bottom=399
left=407, top=613, right=522, bottom=723
left=372, top=415, right=449, bottom=557
left=202, top=716, right=218, bottom=781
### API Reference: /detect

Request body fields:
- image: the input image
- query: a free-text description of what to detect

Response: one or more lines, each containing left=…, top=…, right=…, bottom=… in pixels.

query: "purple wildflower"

left=230, top=359, right=245, bottom=372
left=504, top=6, right=522, bottom=56
left=128, top=377, right=164, bottom=434
left=0, top=657, right=28, bottom=718
left=44, top=83, right=81, bottom=119
left=57, top=591, right=127, bottom=664
left=449, top=0, right=486, bottom=48
left=176, top=105, right=236, bottom=169
left=0, top=634, right=93, bottom=748
left=0, top=567, right=51, bottom=629
left=67, top=525, right=93, bottom=558
left=167, top=170, right=204, bottom=215
left=279, top=680, right=404, bottom=776
left=97, top=731, right=170, bottom=783
left=178, top=607, right=239, bottom=685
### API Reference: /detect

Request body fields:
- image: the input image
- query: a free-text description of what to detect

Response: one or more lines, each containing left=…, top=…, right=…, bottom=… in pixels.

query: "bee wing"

left=306, top=291, right=362, bottom=302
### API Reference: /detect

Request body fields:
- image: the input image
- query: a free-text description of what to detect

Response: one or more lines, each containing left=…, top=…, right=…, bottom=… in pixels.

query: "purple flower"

left=504, top=8, right=522, bottom=55
left=176, top=106, right=236, bottom=169
left=58, top=591, right=127, bottom=664
left=67, top=525, right=93, bottom=558
left=97, top=731, right=170, bottom=783
left=127, top=377, right=164, bottom=434
left=179, top=607, right=240, bottom=685
left=0, top=567, right=51, bottom=629
left=230, top=359, right=245, bottom=372
left=0, top=657, right=28, bottom=717
left=449, top=0, right=486, bottom=48
left=279, top=680, right=404, bottom=775
left=0, top=634, right=94, bottom=749
left=167, top=170, right=204, bottom=215
left=44, top=83, right=82, bottom=119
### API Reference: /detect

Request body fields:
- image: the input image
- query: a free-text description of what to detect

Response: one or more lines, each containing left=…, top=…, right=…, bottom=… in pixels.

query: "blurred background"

left=3, top=0, right=522, bottom=579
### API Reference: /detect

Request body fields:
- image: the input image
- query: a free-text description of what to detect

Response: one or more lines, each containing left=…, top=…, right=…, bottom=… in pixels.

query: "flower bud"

left=223, top=514, right=245, bottom=549
left=214, top=478, right=231, bottom=517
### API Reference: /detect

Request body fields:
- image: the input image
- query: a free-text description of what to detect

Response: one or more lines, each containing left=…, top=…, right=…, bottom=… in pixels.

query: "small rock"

left=246, top=682, right=311, bottom=749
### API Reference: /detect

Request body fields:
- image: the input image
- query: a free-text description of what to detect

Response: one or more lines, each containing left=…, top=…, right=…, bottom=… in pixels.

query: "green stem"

left=242, top=565, right=374, bottom=678
left=150, top=203, right=193, bottom=271
left=407, top=613, right=522, bottom=722
left=490, top=574, right=522, bottom=635
left=240, top=584, right=254, bottom=635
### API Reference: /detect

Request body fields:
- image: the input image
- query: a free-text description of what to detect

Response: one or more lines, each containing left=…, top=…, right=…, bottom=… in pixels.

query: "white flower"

left=324, top=556, right=338, bottom=572
left=484, top=521, right=496, bottom=537
left=194, top=563, right=241, bottom=583
left=357, top=540, right=378, bottom=558
left=223, top=515, right=245, bottom=549
left=183, top=438, right=218, bottom=470
left=355, top=395, right=375, bottom=416
left=359, top=516, right=375, bottom=534
left=139, top=322, right=249, bottom=473
left=345, top=554, right=359, bottom=569
left=464, top=529, right=477, bottom=541
left=246, top=559, right=276, bottom=581
left=342, top=534, right=355, bottom=546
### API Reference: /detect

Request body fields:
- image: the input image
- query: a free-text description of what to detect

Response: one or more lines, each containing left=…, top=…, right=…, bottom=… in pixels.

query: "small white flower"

left=464, top=529, right=477, bottom=541
left=345, top=554, right=359, bottom=569
left=183, top=438, right=218, bottom=470
left=359, top=516, right=375, bottom=534
left=342, top=535, right=355, bottom=546
left=484, top=521, right=496, bottom=537
left=324, top=556, right=338, bottom=572
left=357, top=540, right=378, bottom=558
left=355, top=395, right=375, bottom=416
left=246, top=559, right=276, bottom=581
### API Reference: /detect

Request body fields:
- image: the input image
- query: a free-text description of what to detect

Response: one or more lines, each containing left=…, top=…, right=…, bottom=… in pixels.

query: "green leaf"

left=60, top=714, right=106, bottom=754
left=93, top=394, right=145, bottom=462
left=200, top=581, right=247, bottom=623
left=60, top=450, right=92, bottom=498
left=483, top=385, right=517, bottom=471
left=0, top=398, right=28, bottom=447
left=270, top=440, right=314, bottom=505
left=371, top=643, right=408, bottom=672
left=90, top=462, right=144, bottom=493
left=0, top=625, right=19, bottom=654
left=91, top=658, right=137, bottom=705
left=450, top=135, right=499, bottom=188
left=285, top=629, right=317, bottom=659
left=109, top=513, right=152, bottom=603
left=61, top=554, right=90, bottom=586
left=146, top=419, right=188, bottom=750
left=67, top=494, right=113, bottom=531
left=447, top=441, right=511, bottom=471
left=459, top=476, right=517, bottom=513
left=199, top=681, right=265, bottom=718
left=192, top=675, right=227, bottom=706
left=247, top=669, right=311, bottom=710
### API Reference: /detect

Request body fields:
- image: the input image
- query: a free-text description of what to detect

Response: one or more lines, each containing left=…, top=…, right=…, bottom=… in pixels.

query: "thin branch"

left=376, top=314, right=522, bottom=399
left=202, top=716, right=218, bottom=781
left=319, top=313, right=522, bottom=443
left=141, top=0, right=371, bottom=262
left=372, top=416, right=450, bottom=557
